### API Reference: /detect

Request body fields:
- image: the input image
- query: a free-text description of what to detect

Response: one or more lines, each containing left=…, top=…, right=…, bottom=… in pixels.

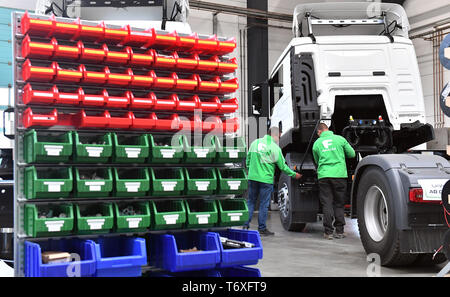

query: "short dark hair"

left=268, top=126, right=280, bottom=136
left=317, top=122, right=329, bottom=132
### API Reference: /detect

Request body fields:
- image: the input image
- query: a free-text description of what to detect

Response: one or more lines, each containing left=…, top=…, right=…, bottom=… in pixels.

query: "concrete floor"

left=251, top=210, right=447, bottom=277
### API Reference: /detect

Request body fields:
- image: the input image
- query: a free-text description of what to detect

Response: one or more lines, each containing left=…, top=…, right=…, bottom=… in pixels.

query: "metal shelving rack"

left=12, top=11, right=248, bottom=277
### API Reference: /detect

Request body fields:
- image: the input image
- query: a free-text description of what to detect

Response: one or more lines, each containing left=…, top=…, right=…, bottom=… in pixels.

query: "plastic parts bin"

left=24, top=129, right=73, bottom=163
left=103, top=44, right=130, bottom=64
left=218, top=266, right=261, bottom=277
left=148, top=134, right=184, bottom=164
left=113, top=168, right=150, bottom=197
left=173, top=51, right=198, bottom=71
left=24, top=238, right=96, bottom=277
left=22, top=59, right=56, bottom=82
left=183, top=135, right=216, bottom=164
left=53, top=39, right=82, bottom=60
left=91, top=236, right=147, bottom=277
left=73, top=132, right=113, bottom=163
left=128, top=91, right=155, bottom=109
left=176, top=33, right=197, bottom=51
left=112, top=133, right=149, bottom=163
left=216, top=57, right=238, bottom=74
left=23, top=108, right=58, bottom=128
left=52, top=19, right=81, bottom=40
left=121, top=25, right=153, bottom=47
left=154, top=93, right=178, bottom=111
left=53, top=62, right=83, bottom=83
left=128, top=48, right=154, bottom=67
left=194, top=35, right=219, bottom=55
left=79, top=88, right=107, bottom=106
left=195, top=75, right=220, bottom=93
left=152, top=50, right=177, bottom=69
left=214, top=136, right=246, bottom=163
left=24, top=166, right=73, bottom=199
left=184, top=168, right=217, bottom=196
left=107, top=111, right=133, bottom=129
left=22, top=83, right=57, bottom=105
left=196, top=55, right=219, bottom=73
left=216, top=37, right=237, bottom=56
left=56, top=87, right=84, bottom=105
left=174, top=73, right=198, bottom=91
left=21, top=35, right=55, bottom=59
left=177, top=95, right=200, bottom=112
left=78, top=23, right=105, bottom=42
left=217, top=78, right=239, bottom=94
left=150, top=168, right=185, bottom=197
left=151, top=30, right=178, bottom=49
left=148, top=231, right=221, bottom=272
left=214, top=229, right=263, bottom=268
left=131, top=112, right=157, bottom=130
left=217, top=199, right=249, bottom=227
left=105, top=91, right=130, bottom=108
left=104, top=66, right=132, bottom=86
left=150, top=200, right=186, bottom=230
left=185, top=199, right=218, bottom=228
left=75, top=203, right=114, bottom=234
left=75, top=110, right=110, bottom=128
left=74, top=168, right=113, bottom=198
left=20, top=12, right=55, bottom=37
left=79, top=64, right=108, bottom=85
left=153, top=72, right=176, bottom=90
left=79, top=42, right=107, bottom=63
left=152, top=114, right=181, bottom=131
left=24, top=204, right=74, bottom=237
left=114, top=202, right=151, bottom=232
left=220, top=98, right=239, bottom=114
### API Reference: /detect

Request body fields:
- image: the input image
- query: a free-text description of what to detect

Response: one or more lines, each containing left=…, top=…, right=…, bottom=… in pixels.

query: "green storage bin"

left=185, top=199, right=218, bottom=228
left=148, top=134, right=184, bottom=164
left=114, top=202, right=151, bottom=232
left=184, top=168, right=217, bottom=196
left=216, top=168, right=248, bottom=195
left=24, top=166, right=73, bottom=199
left=215, top=136, right=246, bottom=163
left=24, top=204, right=74, bottom=237
left=150, top=200, right=186, bottom=230
left=150, top=168, right=184, bottom=197
left=113, top=168, right=150, bottom=197
left=217, top=199, right=249, bottom=227
left=74, top=168, right=113, bottom=198
left=24, top=129, right=73, bottom=163
left=75, top=203, right=114, bottom=234
left=112, top=133, right=149, bottom=163
left=73, top=132, right=113, bottom=163
left=183, top=135, right=216, bottom=164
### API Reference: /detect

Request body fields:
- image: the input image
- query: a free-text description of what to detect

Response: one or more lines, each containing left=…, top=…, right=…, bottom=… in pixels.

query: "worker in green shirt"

left=312, top=123, right=355, bottom=240
left=243, top=127, right=302, bottom=236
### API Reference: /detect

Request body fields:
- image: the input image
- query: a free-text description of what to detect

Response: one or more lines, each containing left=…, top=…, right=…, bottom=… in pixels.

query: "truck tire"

left=356, top=167, right=418, bottom=266
left=277, top=173, right=307, bottom=232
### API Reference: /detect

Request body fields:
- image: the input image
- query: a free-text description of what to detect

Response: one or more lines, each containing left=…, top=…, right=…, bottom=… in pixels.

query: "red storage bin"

left=180, top=114, right=202, bottom=132
left=20, top=12, right=55, bottom=37
left=102, top=23, right=128, bottom=45
left=128, top=48, right=154, bottom=67
left=53, top=40, right=82, bottom=60
left=197, top=55, right=219, bottom=73
left=78, top=23, right=105, bottom=42
left=194, top=35, right=218, bottom=55
left=53, top=19, right=81, bottom=40
left=131, top=112, right=157, bottom=129
left=104, top=67, right=132, bottom=87
left=128, top=69, right=154, bottom=88
left=218, top=78, right=239, bottom=94
left=129, top=92, right=155, bottom=109
left=76, top=110, right=110, bottom=128
left=216, top=37, right=237, bottom=56
left=153, top=114, right=180, bottom=131
left=121, top=25, right=154, bottom=47
left=216, top=57, right=238, bottom=74
left=177, top=95, right=200, bottom=112
left=202, top=116, right=223, bottom=132
left=108, top=111, right=133, bottom=129
left=173, top=52, right=198, bottom=71
left=152, top=50, right=177, bottom=69
left=80, top=89, right=107, bottom=106
left=79, top=64, right=107, bottom=85
left=103, top=44, right=131, bottom=65
left=151, top=31, right=178, bottom=49
left=153, top=72, right=176, bottom=90
left=177, top=33, right=197, bottom=51
left=174, top=73, right=198, bottom=91
left=56, top=87, right=83, bottom=105
left=199, top=96, right=221, bottom=113
left=105, top=91, right=130, bottom=108
left=22, top=60, right=56, bottom=82
left=79, top=42, right=107, bottom=63
left=154, top=94, right=178, bottom=111
left=195, top=75, right=220, bottom=93
left=52, top=62, right=83, bottom=83
left=223, top=117, right=239, bottom=133
left=22, top=84, right=57, bottom=105
left=220, top=98, right=239, bottom=113
left=23, top=108, right=58, bottom=128
left=21, top=35, right=55, bottom=59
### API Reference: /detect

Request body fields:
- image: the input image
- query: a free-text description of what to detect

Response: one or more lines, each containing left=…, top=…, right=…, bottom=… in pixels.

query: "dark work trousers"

left=318, top=178, right=347, bottom=235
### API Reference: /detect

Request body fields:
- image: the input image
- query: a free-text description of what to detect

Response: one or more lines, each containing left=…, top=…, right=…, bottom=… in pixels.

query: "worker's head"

left=317, top=122, right=329, bottom=137
left=268, top=126, right=280, bottom=144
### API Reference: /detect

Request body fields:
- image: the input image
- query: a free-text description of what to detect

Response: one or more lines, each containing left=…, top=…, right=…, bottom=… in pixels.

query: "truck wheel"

left=357, top=167, right=418, bottom=266
left=277, top=174, right=306, bottom=232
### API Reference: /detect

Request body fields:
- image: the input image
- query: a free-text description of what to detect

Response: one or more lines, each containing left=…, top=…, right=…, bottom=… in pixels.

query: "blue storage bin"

left=24, top=238, right=96, bottom=277
left=218, top=266, right=261, bottom=277
left=148, top=231, right=221, bottom=272
left=91, top=236, right=147, bottom=277
left=168, top=269, right=221, bottom=277
left=214, top=229, right=263, bottom=268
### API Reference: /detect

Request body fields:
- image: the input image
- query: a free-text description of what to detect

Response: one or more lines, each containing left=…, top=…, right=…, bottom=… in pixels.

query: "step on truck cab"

left=251, top=2, right=449, bottom=266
